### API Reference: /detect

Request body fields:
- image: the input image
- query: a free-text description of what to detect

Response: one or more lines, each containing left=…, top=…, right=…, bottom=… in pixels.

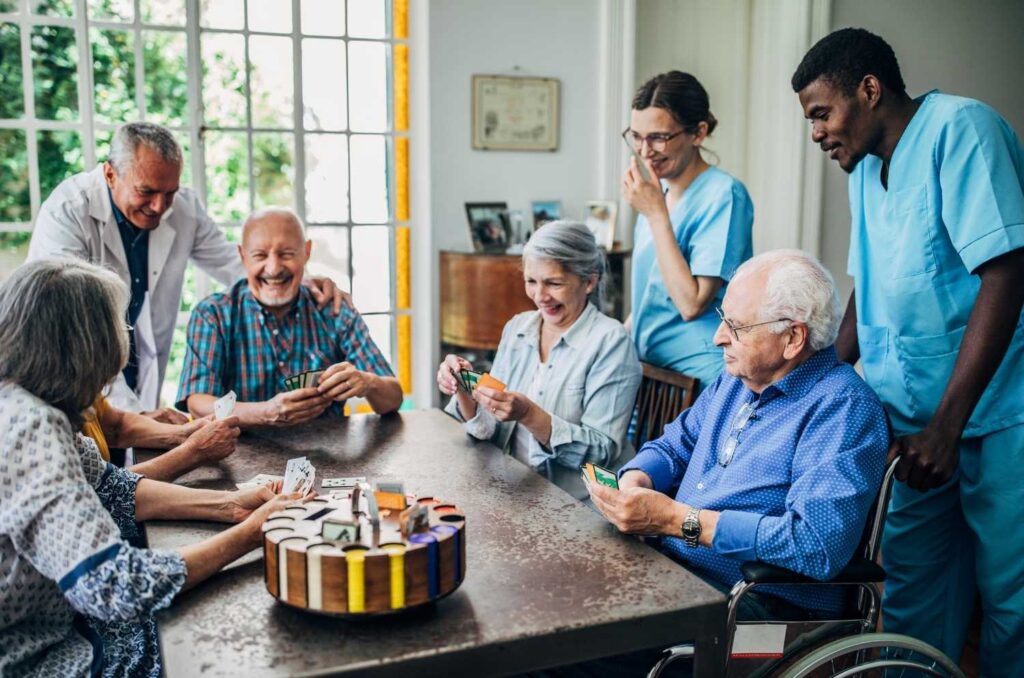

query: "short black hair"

left=791, top=27, right=906, bottom=96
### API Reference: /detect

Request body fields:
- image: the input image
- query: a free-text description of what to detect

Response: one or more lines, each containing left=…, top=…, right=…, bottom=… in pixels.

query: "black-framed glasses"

left=621, top=127, right=685, bottom=153
left=715, top=307, right=792, bottom=342
left=718, top=400, right=757, bottom=466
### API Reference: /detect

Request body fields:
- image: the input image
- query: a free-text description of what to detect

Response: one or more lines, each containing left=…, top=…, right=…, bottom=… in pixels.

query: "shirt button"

left=272, top=329, right=279, bottom=335
left=697, top=482, right=704, bottom=490
left=539, top=391, right=543, bottom=395
left=278, top=361, right=285, bottom=367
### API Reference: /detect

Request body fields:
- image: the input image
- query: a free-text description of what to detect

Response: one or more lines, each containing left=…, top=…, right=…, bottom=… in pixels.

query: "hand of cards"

left=283, top=456, right=316, bottom=494
left=456, top=369, right=506, bottom=394
left=283, top=370, right=325, bottom=391
left=213, top=390, right=237, bottom=420
left=581, top=462, right=619, bottom=489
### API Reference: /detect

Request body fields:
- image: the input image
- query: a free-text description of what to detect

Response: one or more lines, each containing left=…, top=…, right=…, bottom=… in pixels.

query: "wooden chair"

left=631, top=362, right=698, bottom=448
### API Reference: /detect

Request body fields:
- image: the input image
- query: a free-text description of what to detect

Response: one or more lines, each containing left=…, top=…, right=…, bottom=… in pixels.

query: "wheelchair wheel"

left=778, top=632, right=964, bottom=678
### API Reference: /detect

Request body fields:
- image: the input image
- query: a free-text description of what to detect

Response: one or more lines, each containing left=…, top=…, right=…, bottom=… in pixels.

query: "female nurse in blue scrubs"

left=622, top=71, right=753, bottom=390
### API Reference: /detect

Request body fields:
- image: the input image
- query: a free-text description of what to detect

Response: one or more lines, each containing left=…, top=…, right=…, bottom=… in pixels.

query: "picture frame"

left=472, top=75, right=560, bottom=151
left=465, top=202, right=510, bottom=252
left=530, top=200, right=561, bottom=229
left=584, top=200, right=618, bottom=250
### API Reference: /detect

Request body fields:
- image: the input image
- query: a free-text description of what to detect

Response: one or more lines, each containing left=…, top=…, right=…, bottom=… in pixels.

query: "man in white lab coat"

left=28, top=122, right=346, bottom=418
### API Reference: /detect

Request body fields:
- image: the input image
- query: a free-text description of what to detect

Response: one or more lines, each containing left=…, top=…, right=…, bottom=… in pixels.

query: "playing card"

left=307, top=370, right=324, bottom=390
left=283, top=457, right=310, bottom=494
left=459, top=369, right=481, bottom=393
left=322, top=476, right=366, bottom=488
left=213, top=390, right=236, bottom=420
left=236, top=473, right=283, bottom=490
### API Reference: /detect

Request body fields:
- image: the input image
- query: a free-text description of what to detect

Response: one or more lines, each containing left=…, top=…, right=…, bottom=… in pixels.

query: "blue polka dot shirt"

left=620, top=346, right=889, bottom=616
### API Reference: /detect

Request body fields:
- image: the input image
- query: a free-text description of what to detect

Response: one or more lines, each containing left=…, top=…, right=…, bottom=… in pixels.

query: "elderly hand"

left=184, top=415, right=241, bottom=463
left=436, top=354, right=473, bottom=396
left=303, top=276, right=353, bottom=314
left=142, top=407, right=190, bottom=425
left=318, top=362, right=373, bottom=402
left=587, top=480, right=680, bottom=536
left=263, top=388, right=331, bottom=426
left=621, top=156, right=668, bottom=220
left=890, top=423, right=960, bottom=491
left=237, top=484, right=314, bottom=545
left=473, top=386, right=534, bottom=423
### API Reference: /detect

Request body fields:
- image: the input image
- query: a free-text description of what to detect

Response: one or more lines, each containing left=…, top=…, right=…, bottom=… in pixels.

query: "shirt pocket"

left=885, top=183, right=937, bottom=290
left=894, top=326, right=964, bottom=421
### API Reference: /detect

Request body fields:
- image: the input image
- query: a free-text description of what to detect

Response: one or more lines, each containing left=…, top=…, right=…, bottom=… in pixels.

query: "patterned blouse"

left=0, top=382, right=186, bottom=677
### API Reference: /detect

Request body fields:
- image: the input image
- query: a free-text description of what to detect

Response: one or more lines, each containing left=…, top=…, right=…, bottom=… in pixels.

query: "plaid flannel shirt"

left=176, top=279, right=394, bottom=416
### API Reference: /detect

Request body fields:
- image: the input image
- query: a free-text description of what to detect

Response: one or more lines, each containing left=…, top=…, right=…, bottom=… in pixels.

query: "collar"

left=758, top=345, right=839, bottom=402
left=514, top=302, right=598, bottom=350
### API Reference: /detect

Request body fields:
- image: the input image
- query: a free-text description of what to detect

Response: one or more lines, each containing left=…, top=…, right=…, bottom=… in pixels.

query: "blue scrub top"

left=848, top=91, right=1024, bottom=437
left=631, top=166, right=753, bottom=387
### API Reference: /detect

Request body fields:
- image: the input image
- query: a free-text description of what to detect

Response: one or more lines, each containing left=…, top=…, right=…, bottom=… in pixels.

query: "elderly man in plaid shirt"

left=176, top=208, right=403, bottom=426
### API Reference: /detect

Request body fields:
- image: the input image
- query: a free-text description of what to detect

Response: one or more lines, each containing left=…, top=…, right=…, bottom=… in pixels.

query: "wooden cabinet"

left=440, top=251, right=533, bottom=350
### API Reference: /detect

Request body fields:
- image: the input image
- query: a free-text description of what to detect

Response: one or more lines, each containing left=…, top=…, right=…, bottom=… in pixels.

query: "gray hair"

left=0, top=259, right=130, bottom=427
left=109, top=122, right=183, bottom=174
left=523, top=219, right=607, bottom=305
left=732, top=249, right=841, bottom=351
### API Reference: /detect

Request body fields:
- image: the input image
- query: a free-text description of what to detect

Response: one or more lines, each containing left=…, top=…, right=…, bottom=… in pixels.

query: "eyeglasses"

left=621, top=127, right=685, bottom=153
left=719, top=400, right=758, bottom=467
left=715, top=307, right=792, bottom=342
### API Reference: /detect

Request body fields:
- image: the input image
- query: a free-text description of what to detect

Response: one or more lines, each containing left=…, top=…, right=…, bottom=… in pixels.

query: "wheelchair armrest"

left=740, top=558, right=886, bottom=585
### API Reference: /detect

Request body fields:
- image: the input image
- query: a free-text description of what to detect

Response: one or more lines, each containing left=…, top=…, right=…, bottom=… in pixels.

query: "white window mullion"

left=19, top=5, right=40, bottom=218
left=133, top=0, right=146, bottom=119
left=291, top=0, right=305, bottom=221
left=186, top=0, right=211, bottom=301
left=75, top=0, right=96, bottom=169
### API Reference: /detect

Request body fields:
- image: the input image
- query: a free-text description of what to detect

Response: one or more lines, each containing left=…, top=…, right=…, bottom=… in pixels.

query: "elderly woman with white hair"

left=438, top=221, right=642, bottom=499
left=0, top=259, right=302, bottom=677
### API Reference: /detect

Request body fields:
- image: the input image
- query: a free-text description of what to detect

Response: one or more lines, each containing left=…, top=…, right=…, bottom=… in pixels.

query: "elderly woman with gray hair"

left=438, top=221, right=642, bottom=499
left=0, top=259, right=302, bottom=677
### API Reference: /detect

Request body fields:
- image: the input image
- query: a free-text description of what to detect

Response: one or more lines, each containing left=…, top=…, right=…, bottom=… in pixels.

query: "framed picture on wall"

left=584, top=200, right=617, bottom=250
left=472, top=75, right=560, bottom=151
left=465, top=202, right=510, bottom=252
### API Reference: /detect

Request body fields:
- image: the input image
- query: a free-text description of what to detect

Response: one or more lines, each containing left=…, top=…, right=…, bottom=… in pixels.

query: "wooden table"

left=142, top=410, right=726, bottom=676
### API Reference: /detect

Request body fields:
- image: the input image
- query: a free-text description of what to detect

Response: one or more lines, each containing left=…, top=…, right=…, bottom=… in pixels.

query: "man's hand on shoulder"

left=303, top=276, right=353, bottom=314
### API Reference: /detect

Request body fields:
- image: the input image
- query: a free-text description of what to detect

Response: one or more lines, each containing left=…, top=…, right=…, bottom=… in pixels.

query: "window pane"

left=249, top=35, right=293, bottom=129
left=361, top=313, right=393, bottom=370
left=143, top=31, right=188, bottom=127
left=204, top=131, right=249, bottom=222
left=202, top=32, right=246, bottom=128
left=200, top=0, right=243, bottom=29
left=304, top=133, right=348, bottom=223
left=306, top=225, right=350, bottom=292
left=0, top=23, right=23, bottom=119
left=0, top=1, right=18, bottom=11
left=347, top=0, right=385, bottom=39
left=347, top=41, right=387, bottom=132
left=349, top=134, right=388, bottom=223
left=91, top=29, right=139, bottom=124
left=351, top=226, right=391, bottom=312
left=88, top=0, right=132, bottom=22
left=301, top=0, right=345, bottom=36
left=252, top=131, right=294, bottom=209
left=0, top=130, right=30, bottom=222
left=94, top=129, right=112, bottom=162
left=33, top=0, right=74, bottom=17
left=141, top=0, right=185, bottom=26
left=247, top=0, right=291, bottom=34
left=302, top=38, right=346, bottom=131
left=37, top=130, right=83, bottom=199
left=0, top=232, right=33, bottom=282
left=32, top=25, right=78, bottom=120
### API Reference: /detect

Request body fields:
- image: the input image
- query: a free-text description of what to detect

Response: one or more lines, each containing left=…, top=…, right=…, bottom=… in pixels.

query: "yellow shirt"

left=81, top=395, right=111, bottom=461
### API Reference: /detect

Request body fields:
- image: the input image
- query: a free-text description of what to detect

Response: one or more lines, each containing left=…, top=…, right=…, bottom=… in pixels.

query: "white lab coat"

left=27, top=165, right=244, bottom=412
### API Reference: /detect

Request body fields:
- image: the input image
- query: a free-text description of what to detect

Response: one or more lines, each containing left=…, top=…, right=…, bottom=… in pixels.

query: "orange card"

left=477, top=373, right=506, bottom=392
left=374, top=491, right=407, bottom=511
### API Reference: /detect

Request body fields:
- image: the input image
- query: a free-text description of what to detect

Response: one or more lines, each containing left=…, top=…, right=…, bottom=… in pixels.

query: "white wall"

left=820, top=0, right=1024, bottom=298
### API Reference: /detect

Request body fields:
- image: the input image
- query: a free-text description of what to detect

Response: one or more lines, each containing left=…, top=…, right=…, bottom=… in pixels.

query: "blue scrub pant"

left=881, top=422, right=1024, bottom=677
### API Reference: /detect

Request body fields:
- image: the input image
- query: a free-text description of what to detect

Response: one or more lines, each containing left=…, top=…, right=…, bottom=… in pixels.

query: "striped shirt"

left=176, top=280, right=394, bottom=416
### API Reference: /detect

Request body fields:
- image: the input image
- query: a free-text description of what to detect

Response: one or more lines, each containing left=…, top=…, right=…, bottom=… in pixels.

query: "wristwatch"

left=682, top=507, right=702, bottom=547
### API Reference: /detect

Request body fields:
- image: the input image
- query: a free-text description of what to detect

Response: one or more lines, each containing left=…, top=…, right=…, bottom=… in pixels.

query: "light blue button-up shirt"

left=620, top=346, right=889, bottom=616
left=848, top=91, right=1024, bottom=437
left=446, top=303, right=642, bottom=499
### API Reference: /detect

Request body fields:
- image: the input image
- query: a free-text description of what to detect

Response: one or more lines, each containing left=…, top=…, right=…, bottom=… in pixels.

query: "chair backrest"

left=631, top=362, right=698, bottom=449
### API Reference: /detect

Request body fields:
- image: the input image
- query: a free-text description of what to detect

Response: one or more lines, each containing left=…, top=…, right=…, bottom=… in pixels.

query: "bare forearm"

left=128, top=443, right=200, bottom=483
left=178, top=522, right=260, bottom=590
left=366, top=375, right=403, bottom=414
left=135, top=478, right=235, bottom=523
left=103, top=408, right=186, bottom=449
left=835, top=291, right=860, bottom=365
left=647, top=213, right=721, bottom=320
left=520, top=404, right=553, bottom=447
left=188, top=394, right=269, bottom=427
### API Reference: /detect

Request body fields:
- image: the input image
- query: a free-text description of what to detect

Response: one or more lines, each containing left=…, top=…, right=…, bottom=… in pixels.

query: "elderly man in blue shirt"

left=589, top=250, right=889, bottom=620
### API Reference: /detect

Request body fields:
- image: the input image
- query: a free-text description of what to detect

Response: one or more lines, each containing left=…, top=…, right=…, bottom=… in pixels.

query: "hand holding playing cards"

left=473, top=386, right=534, bottom=423
left=263, top=387, right=331, bottom=426
left=587, top=481, right=678, bottom=536
left=318, top=361, right=372, bottom=401
left=436, top=354, right=474, bottom=396
left=183, top=415, right=240, bottom=463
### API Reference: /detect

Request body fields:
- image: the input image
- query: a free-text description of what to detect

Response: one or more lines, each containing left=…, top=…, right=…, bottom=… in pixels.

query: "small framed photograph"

left=465, top=202, right=510, bottom=252
left=584, top=200, right=618, bottom=250
left=531, top=200, right=561, bottom=229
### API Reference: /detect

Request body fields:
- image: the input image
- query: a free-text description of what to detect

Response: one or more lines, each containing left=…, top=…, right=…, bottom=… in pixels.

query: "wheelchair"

left=647, top=458, right=965, bottom=677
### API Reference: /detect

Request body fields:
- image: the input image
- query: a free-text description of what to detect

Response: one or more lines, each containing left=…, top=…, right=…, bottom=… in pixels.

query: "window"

left=0, top=0, right=412, bottom=408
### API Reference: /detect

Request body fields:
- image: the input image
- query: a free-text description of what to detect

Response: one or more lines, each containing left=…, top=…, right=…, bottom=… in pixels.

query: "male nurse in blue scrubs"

left=791, top=28, right=1024, bottom=675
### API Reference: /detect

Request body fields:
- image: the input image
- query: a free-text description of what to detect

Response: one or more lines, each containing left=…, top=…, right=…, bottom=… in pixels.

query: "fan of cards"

left=456, top=369, right=506, bottom=394
left=213, top=390, right=237, bottom=420
left=283, top=456, right=316, bottom=494
left=282, top=369, right=325, bottom=391
left=581, top=462, right=619, bottom=489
